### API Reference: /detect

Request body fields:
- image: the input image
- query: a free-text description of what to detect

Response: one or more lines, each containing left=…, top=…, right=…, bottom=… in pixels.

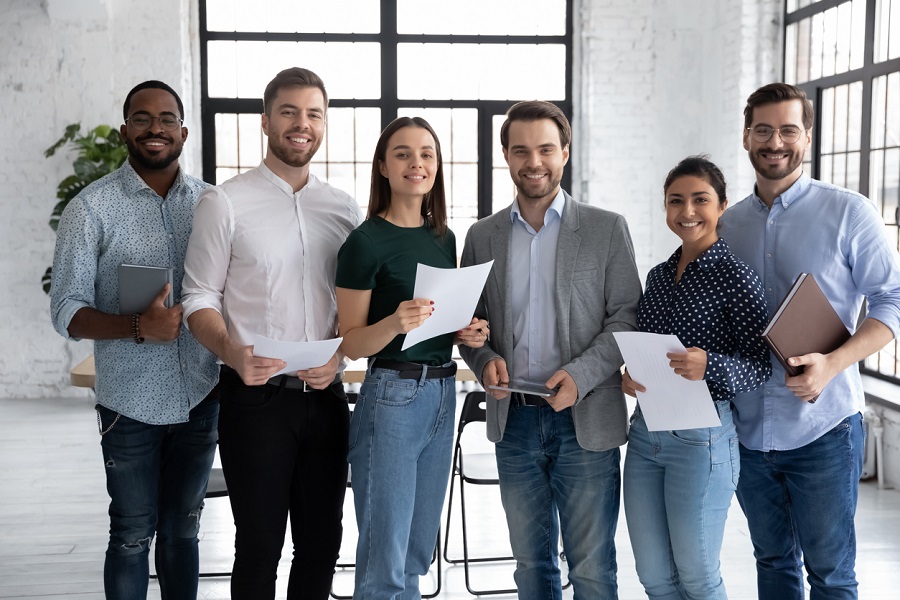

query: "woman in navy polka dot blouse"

left=621, top=156, right=771, bottom=599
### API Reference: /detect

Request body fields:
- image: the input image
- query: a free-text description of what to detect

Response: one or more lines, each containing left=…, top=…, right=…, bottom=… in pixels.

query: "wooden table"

left=70, top=354, right=476, bottom=388
left=70, top=354, right=97, bottom=388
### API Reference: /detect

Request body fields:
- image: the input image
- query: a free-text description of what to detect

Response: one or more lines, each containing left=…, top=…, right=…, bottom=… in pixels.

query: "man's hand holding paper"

left=251, top=335, right=344, bottom=378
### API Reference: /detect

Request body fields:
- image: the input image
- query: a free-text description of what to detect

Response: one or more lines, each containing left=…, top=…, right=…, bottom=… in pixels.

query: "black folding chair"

left=443, top=391, right=516, bottom=595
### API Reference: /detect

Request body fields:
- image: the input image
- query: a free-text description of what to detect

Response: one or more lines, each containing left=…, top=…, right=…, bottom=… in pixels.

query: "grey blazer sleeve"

left=459, top=226, right=502, bottom=383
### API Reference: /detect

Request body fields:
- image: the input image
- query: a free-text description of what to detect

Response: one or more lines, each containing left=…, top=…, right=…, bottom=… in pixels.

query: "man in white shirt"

left=182, top=67, right=361, bottom=600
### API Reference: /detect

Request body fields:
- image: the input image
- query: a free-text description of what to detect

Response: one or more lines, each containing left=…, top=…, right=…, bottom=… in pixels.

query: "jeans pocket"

left=830, top=417, right=852, bottom=433
left=666, top=427, right=712, bottom=446
left=376, top=378, right=420, bottom=406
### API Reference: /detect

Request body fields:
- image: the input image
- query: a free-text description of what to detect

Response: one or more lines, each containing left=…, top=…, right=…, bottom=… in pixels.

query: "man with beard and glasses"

left=50, top=80, right=219, bottom=600
left=459, top=101, right=642, bottom=599
left=720, top=82, right=900, bottom=599
left=182, top=67, right=360, bottom=600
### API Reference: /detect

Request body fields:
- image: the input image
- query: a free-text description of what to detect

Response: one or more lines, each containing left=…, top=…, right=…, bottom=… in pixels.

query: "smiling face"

left=262, top=85, right=326, bottom=169
left=120, top=88, right=186, bottom=171
left=665, top=175, right=726, bottom=251
left=744, top=99, right=811, bottom=183
left=378, top=125, right=438, bottom=203
left=503, top=118, right=569, bottom=208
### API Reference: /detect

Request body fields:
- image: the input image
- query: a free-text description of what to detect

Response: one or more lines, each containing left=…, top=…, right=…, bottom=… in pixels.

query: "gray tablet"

left=118, top=264, right=173, bottom=315
left=487, top=382, right=558, bottom=397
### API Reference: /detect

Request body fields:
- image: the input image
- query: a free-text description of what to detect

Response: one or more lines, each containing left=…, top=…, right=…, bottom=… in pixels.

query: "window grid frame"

left=785, top=0, right=900, bottom=384
left=198, top=0, right=574, bottom=220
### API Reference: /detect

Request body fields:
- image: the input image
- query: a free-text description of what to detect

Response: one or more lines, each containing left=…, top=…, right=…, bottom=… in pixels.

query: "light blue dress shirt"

left=720, top=171, right=900, bottom=451
left=509, top=190, right=565, bottom=384
left=51, top=161, right=219, bottom=425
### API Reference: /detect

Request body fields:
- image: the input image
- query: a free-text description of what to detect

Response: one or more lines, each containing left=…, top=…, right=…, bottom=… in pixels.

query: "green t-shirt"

left=336, top=216, right=457, bottom=365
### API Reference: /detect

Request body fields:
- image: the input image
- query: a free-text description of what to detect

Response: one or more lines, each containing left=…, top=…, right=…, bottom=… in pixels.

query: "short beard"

left=749, top=149, right=803, bottom=181
left=514, top=172, right=562, bottom=201
left=126, top=137, right=182, bottom=170
left=268, top=136, right=321, bottom=169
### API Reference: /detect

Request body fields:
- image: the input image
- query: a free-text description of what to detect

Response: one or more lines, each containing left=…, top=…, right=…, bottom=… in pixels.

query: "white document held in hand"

left=612, top=332, right=721, bottom=432
left=401, top=260, right=494, bottom=351
left=252, top=335, right=343, bottom=377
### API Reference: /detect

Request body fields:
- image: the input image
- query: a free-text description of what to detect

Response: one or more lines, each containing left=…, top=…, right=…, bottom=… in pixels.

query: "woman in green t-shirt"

left=335, top=116, right=488, bottom=598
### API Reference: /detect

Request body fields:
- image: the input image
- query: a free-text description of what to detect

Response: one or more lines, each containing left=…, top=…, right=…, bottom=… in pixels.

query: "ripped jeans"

left=96, top=390, right=219, bottom=600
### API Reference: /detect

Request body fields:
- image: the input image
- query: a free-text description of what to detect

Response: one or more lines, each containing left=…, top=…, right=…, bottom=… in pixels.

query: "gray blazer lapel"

left=490, top=213, right=515, bottom=366
left=556, top=194, right=581, bottom=364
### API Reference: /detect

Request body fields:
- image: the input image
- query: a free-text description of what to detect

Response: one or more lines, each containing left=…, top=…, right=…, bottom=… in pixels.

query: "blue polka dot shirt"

left=637, top=238, right=771, bottom=401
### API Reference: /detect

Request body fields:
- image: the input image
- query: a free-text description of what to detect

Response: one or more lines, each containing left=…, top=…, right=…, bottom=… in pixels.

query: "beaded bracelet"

left=131, top=313, right=145, bottom=344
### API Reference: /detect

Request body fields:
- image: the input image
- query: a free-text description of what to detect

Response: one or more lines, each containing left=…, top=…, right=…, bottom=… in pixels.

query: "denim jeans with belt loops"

left=736, top=412, right=864, bottom=600
left=624, top=400, right=739, bottom=600
left=495, top=400, right=621, bottom=600
left=348, top=363, right=456, bottom=600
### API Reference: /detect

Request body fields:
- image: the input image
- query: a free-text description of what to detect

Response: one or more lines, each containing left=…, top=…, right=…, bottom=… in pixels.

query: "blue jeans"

left=97, top=391, right=219, bottom=600
left=348, top=365, right=456, bottom=600
left=736, top=412, right=864, bottom=600
left=623, top=402, right=739, bottom=599
left=495, top=402, right=620, bottom=600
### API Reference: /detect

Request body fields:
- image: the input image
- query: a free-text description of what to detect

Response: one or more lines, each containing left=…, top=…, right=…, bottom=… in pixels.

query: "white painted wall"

left=573, top=0, right=782, bottom=276
left=0, top=0, right=777, bottom=398
left=0, top=0, right=201, bottom=397
left=882, top=409, right=900, bottom=488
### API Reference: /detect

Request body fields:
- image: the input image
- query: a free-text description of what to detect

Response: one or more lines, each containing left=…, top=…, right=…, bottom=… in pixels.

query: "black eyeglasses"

left=125, top=115, right=184, bottom=132
left=747, top=125, right=806, bottom=144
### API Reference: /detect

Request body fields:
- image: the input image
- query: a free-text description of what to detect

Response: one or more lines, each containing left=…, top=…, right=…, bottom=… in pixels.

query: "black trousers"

left=217, top=366, right=349, bottom=600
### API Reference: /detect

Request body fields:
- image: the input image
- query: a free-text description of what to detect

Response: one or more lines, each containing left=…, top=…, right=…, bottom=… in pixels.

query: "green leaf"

left=43, top=122, right=131, bottom=289
left=42, top=266, right=53, bottom=295
left=72, top=156, right=97, bottom=179
left=93, top=124, right=113, bottom=139
left=44, top=123, right=81, bottom=158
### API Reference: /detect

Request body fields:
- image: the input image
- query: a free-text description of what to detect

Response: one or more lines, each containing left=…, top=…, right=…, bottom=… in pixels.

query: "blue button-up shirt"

left=638, top=238, right=771, bottom=401
left=720, top=172, right=900, bottom=451
left=50, top=161, right=219, bottom=425
left=509, top=190, right=565, bottom=384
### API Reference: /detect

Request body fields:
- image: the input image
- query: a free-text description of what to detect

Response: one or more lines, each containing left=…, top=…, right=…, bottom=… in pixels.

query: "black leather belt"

left=221, top=365, right=341, bottom=392
left=512, top=392, right=551, bottom=408
left=370, top=358, right=457, bottom=380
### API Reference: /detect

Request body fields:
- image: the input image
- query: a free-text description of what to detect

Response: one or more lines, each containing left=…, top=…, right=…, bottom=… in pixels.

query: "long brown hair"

left=367, top=117, right=448, bottom=237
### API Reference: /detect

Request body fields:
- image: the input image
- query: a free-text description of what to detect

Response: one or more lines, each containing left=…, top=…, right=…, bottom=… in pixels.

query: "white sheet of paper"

left=613, top=332, right=721, bottom=432
left=401, top=261, right=494, bottom=351
left=252, top=335, right=343, bottom=377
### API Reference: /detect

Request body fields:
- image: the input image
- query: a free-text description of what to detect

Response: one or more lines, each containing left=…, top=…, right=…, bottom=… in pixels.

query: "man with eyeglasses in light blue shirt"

left=50, top=80, right=219, bottom=600
left=720, top=82, right=900, bottom=599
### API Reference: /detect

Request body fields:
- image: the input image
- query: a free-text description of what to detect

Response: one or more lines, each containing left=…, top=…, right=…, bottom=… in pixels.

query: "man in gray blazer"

left=460, top=100, right=641, bottom=599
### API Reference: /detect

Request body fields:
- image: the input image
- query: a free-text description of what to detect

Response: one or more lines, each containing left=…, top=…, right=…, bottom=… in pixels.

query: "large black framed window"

left=199, top=0, right=573, bottom=244
left=784, top=0, right=900, bottom=381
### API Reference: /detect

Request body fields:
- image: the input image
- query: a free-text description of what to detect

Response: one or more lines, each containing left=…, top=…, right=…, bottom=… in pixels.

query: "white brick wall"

left=0, top=0, right=200, bottom=398
left=0, top=0, right=780, bottom=398
left=573, top=0, right=781, bottom=277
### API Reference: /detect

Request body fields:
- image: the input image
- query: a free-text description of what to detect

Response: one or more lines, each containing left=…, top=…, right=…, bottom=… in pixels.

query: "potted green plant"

left=42, top=123, right=128, bottom=293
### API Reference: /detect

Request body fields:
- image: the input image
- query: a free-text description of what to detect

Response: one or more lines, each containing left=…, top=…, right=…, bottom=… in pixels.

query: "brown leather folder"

left=762, top=273, right=851, bottom=377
